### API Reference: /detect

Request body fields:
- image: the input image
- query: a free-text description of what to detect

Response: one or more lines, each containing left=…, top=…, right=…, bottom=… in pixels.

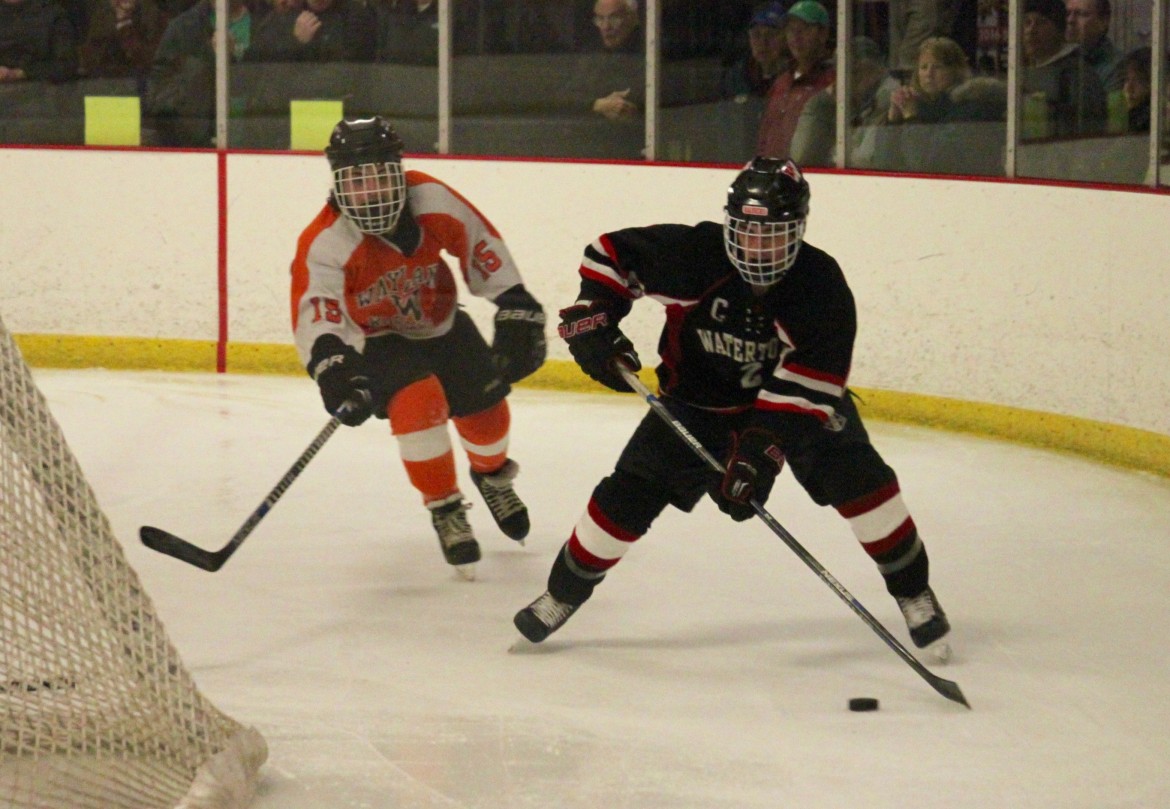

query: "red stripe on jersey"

left=660, top=303, right=688, bottom=375
left=597, top=232, right=620, bottom=263
left=587, top=498, right=640, bottom=543
left=860, top=517, right=916, bottom=557
left=580, top=265, right=634, bottom=298
left=837, top=481, right=902, bottom=518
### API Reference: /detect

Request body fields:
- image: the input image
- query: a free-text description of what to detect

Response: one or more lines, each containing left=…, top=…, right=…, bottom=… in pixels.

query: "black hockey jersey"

left=576, top=220, right=857, bottom=450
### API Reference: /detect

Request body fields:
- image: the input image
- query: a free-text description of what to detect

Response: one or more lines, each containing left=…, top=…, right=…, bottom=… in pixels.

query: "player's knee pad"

left=388, top=375, right=449, bottom=435
left=591, top=468, right=672, bottom=537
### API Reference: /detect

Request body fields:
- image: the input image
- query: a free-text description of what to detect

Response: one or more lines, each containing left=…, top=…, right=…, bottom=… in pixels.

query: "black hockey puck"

left=848, top=697, right=879, bottom=712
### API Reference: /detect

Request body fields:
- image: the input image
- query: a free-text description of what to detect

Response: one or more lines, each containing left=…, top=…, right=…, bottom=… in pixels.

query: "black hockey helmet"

left=325, top=116, right=407, bottom=234
left=325, top=116, right=404, bottom=170
left=723, top=157, right=811, bottom=287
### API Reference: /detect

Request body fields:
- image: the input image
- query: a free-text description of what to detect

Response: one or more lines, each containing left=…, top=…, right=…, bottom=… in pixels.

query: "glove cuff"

left=495, top=284, right=542, bottom=312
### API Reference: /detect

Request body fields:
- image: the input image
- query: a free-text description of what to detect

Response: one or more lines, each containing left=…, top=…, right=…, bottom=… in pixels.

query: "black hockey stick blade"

left=927, top=671, right=969, bottom=708
left=615, top=363, right=971, bottom=709
left=140, top=525, right=236, bottom=571
left=140, top=416, right=341, bottom=572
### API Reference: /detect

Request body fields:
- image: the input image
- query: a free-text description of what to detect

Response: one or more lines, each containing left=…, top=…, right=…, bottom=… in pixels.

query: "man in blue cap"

left=722, top=1, right=792, bottom=101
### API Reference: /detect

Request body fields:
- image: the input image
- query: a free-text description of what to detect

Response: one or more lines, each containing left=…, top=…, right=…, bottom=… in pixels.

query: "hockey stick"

left=140, top=416, right=342, bottom=572
left=615, top=364, right=970, bottom=709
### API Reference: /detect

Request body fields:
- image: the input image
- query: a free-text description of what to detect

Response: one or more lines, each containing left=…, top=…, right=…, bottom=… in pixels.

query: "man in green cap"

left=755, top=0, right=836, bottom=162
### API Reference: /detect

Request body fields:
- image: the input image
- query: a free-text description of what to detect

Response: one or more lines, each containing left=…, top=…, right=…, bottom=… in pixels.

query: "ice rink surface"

left=33, top=369, right=1170, bottom=808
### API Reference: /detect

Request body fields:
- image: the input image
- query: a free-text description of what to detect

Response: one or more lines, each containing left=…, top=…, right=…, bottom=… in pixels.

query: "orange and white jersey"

left=291, top=170, right=523, bottom=368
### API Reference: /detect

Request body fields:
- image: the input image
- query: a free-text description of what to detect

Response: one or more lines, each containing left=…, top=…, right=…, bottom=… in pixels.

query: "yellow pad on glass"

left=84, top=96, right=141, bottom=146
left=290, top=100, right=344, bottom=150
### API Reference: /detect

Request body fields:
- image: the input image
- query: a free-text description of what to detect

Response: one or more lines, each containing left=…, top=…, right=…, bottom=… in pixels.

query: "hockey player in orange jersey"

left=290, top=116, right=547, bottom=579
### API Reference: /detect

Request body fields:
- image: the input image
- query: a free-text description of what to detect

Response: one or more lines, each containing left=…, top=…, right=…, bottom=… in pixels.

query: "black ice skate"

left=896, top=587, right=952, bottom=662
left=428, top=494, right=480, bottom=580
left=514, top=591, right=579, bottom=643
left=470, top=459, right=530, bottom=543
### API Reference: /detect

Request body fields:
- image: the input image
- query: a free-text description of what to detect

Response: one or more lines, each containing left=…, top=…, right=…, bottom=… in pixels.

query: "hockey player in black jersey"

left=514, top=156, right=952, bottom=659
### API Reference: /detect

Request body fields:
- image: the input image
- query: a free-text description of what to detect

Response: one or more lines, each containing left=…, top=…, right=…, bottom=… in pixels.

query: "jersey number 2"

left=741, top=362, right=764, bottom=389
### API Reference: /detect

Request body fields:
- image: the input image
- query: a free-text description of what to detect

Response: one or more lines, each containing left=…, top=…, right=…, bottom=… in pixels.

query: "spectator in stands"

left=374, top=0, right=436, bottom=64
left=582, top=0, right=643, bottom=121
left=831, top=36, right=901, bottom=167
left=755, top=0, right=834, bottom=161
left=791, top=36, right=901, bottom=168
left=1021, top=0, right=1106, bottom=138
left=79, top=0, right=164, bottom=79
left=145, top=0, right=251, bottom=146
left=721, top=1, right=790, bottom=102
left=873, top=35, right=1007, bottom=173
left=1065, top=0, right=1123, bottom=93
left=0, top=0, right=79, bottom=83
left=886, top=34, right=971, bottom=124
left=247, top=0, right=373, bottom=62
left=1120, top=45, right=1150, bottom=132
left=590, top=0, right=640, bottom=53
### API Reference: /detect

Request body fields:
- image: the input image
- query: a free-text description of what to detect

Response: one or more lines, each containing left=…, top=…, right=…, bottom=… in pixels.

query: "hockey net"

left=0, top=315, right=267, bottom=809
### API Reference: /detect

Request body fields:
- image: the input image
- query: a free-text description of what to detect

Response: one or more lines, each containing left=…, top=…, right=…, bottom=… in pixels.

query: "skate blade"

left=455, top=563, right=476, bottom=581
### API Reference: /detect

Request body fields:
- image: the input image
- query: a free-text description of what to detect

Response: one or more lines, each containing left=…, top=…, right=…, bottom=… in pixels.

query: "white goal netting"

left=0, top=316, right=267, bottom=809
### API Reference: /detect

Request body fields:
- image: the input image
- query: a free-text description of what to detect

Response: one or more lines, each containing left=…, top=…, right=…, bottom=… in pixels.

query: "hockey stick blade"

left=928, top=672, right=969, bottom=708
left=614, top=363, right=971, bottom=709
left=140, top=416, right=341, bottom=572
left=140, top=525, right=235, bottom=572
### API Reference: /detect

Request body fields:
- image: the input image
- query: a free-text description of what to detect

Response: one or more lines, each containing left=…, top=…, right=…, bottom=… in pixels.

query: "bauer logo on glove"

left=558, top=302, right=641, bottom=392
left=557, top=310, right=609, bottom=339
left=492, top=284, right=547, bottom=384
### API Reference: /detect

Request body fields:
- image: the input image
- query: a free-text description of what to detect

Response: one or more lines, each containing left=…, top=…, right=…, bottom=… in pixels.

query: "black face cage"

left=331, top=160, right=406, bottom=234
left=722, top=213, right=807, bottom=287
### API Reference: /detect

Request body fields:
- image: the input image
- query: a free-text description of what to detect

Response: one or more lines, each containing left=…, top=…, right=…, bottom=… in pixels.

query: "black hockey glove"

left=710, top=428, right=785, bottom=522
left=310, top=336, right=373, bottom=427
left=558, top=301, right=641, bottom=392
left=491, top=284, right=547, bottom=384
